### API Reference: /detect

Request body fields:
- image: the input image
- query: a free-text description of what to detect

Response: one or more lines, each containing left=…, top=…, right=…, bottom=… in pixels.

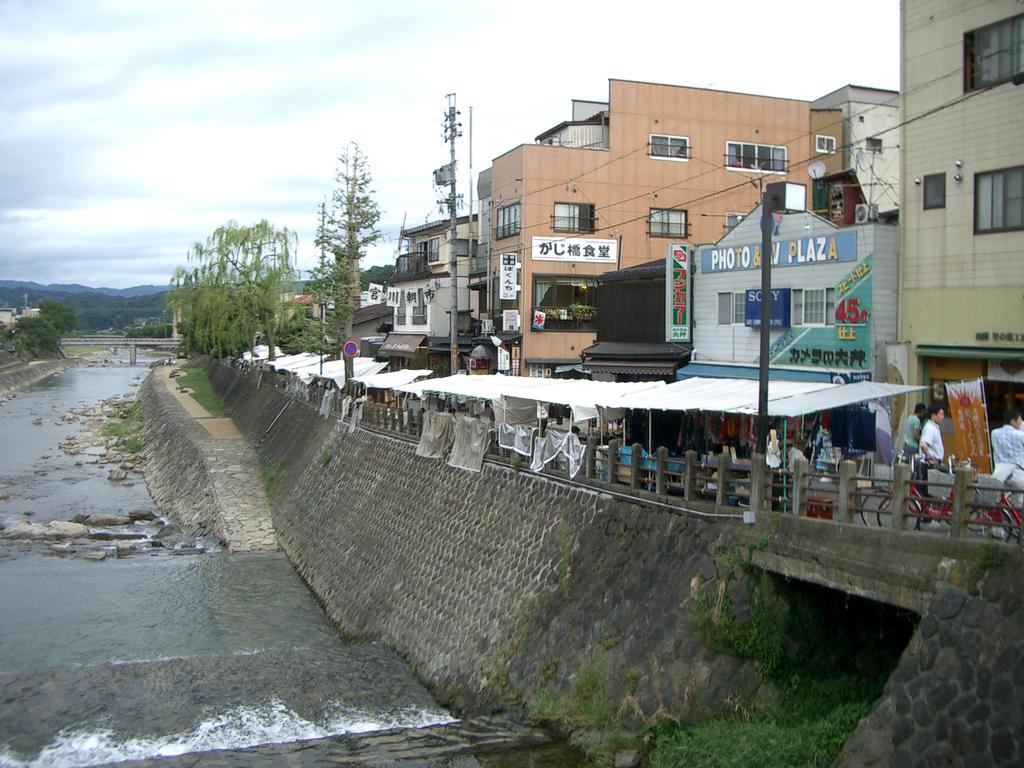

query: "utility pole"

left=443, top=94, right=462, bottom=375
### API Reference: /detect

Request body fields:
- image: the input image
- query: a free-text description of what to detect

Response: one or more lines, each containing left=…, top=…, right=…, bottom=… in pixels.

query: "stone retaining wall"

left=0, top=359, right=73, bottom=398
left=207, top=361, right=763, bottom=720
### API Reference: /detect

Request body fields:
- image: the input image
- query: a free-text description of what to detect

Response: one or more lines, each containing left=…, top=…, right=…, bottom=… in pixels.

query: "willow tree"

left=170, top=220, right=297, bottom=360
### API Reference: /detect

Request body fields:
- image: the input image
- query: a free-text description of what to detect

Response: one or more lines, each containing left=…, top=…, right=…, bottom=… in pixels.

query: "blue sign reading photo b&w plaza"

left=699, top=231, right=857, bottom=273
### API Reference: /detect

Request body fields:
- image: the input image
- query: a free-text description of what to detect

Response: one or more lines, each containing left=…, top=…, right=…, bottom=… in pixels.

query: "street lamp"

left=756, top=181, right=806, bottom=453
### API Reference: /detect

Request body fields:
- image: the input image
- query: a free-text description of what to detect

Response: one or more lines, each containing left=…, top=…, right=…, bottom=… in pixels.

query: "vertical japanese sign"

left=386, top=287, right=401, bottom=307
left=945, top=378, right=992, bottom=473
left=499, top=253, right=518, bottom=301
left=665, top=243, right=690, bottom=342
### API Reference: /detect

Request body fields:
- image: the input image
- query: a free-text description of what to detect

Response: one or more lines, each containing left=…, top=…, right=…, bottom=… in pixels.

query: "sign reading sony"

left=700, top=231, right=856, bottom=273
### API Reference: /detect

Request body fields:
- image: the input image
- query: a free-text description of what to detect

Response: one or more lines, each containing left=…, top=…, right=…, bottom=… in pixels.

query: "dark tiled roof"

left=581, top=341, right=690, bottom=360
left=599, top=260, right=665, bottom=282
left=352, top=303, right=393, bottom=323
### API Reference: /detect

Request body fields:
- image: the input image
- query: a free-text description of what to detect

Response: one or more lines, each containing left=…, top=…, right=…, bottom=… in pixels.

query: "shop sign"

left=386, top=287, right=401, bottom=307
left=532, top=309, right=546, bottom=330
left=767, top=255, right=873, bottom=371
left=945, top=378, right=992, bottom=474
left=499, top=253, right=519, bottom=300
left=744, top=288, right=791, bottom=328
left=699, top=231, right=856, bottom=274
left=664, top=243, right=690, bottom=342
left=502, top=309, right=520, bottom=332
left=532, top=236, right=617, bottom=263
left=404, top=289, right=418, bottom=307
left=366, top=283, right=385, bottom=304
left=497, top=346, right=510, bottom=372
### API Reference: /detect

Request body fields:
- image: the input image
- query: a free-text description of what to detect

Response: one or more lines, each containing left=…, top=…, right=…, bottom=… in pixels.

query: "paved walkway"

left=159, top=366, right=277, bottom=553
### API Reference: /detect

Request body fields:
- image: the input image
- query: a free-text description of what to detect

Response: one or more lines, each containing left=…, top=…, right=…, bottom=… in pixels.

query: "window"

left=496, top=203, right=521, bottom=239
left=716, top=292, right=745, bottom=325
left=976, top=166, right=1024, bottom=233
left=649, top=134, right=689, bottom=160
left=923, top=174, right=946, bottom=210
left=395, top=290, right=406, bottom=325
left=532, top=275, right=598, bottom=331
left=553, top=202, right=595, bottom=232
left=725, top=212, right=745, bottom=230
left=866, top=137, right=883, bottom=153
left=649, top=208, right=687, bottom=237
left=815, top=135, right=836, bottom=154
left=418, top=237, right=440, bottom=263
left=726, top=141, right=787, bottom=172
left=965, top=13, right=1023, bottom=91
left=412, top=288, right=427, bottom=324
left=792, top=288, right=835, bottom=326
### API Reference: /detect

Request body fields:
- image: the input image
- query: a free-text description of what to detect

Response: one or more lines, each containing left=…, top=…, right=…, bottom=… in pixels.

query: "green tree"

left=38, top=300, right=76, bottom=334
left=312, top=144, right=382, bottom=347
left=11, top=316, right=60, bottom=355
left=170, top=220, right=297, bottom=360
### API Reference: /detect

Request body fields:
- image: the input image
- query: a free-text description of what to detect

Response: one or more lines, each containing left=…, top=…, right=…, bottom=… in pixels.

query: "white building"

left=689, top=207, right=898, bottom=383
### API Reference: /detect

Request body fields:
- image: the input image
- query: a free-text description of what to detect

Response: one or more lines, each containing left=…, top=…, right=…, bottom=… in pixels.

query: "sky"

left=0, top=0, right=901, bottom=289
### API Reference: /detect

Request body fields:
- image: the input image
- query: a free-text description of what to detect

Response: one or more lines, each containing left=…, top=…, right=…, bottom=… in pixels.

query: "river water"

left=0, top=359, right=586, bottom=767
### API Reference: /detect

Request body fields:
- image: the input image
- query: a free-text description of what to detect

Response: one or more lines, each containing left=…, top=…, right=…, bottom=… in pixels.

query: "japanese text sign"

left=945, top=378, right=992, bottom=474
left=532, top=236, right=617, bottom=263
left=664, top=243, right=690, bottom=342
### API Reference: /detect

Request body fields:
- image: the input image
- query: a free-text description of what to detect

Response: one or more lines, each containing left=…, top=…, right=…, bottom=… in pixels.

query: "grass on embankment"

left=177, top=368, right=229, bottom=417
left=102, top=401, right=144, bottom=453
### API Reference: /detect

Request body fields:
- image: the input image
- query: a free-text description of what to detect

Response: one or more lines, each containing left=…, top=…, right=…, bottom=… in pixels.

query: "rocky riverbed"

left=1, top=389, right=221, bottom=561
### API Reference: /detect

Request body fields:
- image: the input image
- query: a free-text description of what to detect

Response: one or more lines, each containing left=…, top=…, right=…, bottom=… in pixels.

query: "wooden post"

left=630, top=442, right=643, bottom=490
left=608, top=439, right=620, bottom=485
left=716, top=452, right=729, bottom=511
left=837, top=460, right=857, bottom=524
left=750, top=453, right=765, bottom=514
left=656, top=446, right=668, bottom=496
left=684, top=450, right=698, bottom=502
left=950, top=466, right=972, bottom=539
left=792, top=457, right=807, bottom=516
left=890, top=462, right=910, bottom=531
left=585, top=435, right=597, bottom=479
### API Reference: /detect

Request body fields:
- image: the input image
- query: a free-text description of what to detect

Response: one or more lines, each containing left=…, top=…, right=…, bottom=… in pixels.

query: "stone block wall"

left=206, top=362, right=764, bottom=718
left=0, top=359, right=73, bottom=398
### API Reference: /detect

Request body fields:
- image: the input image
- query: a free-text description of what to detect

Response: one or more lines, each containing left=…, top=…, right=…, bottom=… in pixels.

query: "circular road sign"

left=342, top=339, right=359, bottom=358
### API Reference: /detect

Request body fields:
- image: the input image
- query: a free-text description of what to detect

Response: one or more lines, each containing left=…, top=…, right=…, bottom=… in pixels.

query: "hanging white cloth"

left=529, top=429, right=586, bottom=478
left=498, top=423, right=536, bottom=456
left=416, top=410, right=456, bottom=459
left=318, top=389, right=335, bottom=421
left=447, top=415, right=491, bottom=473
left=348, top=401, right=362, bottom=434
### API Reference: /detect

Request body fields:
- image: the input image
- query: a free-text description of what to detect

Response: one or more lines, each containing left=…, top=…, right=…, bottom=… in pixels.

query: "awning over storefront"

left=917, top=344, right=1024, bottom=361
left=676, top=361, right=862, bottom=383
left=758, top=381, right=926, bottom=417
left=582, top=342, right=689, bottom=377
left=378, top=334, right=427, bottom=358
left=586, top=360, right=680, bottom=376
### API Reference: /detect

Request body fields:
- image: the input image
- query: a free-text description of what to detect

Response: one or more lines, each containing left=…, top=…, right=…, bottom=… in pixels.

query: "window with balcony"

left=649, top=134, right=689, bottom=160
left=923, top=173, right=946, bottom=210
left=417, top=237, right=440, bottom=263
left=975, top=166, right=1024, bottom=233
left=553, top=202, right=595, bottom=232
left=532, top=275, right=598, bottom=331
left=964, top=13, right=1023, bottom=91
left=726, top=141, right=787, bottom=172
left=815, top=135, right=836, bottom=154
left=649, top=208, right=687, bottom=237
left=496, top=203, right=521, bottom=239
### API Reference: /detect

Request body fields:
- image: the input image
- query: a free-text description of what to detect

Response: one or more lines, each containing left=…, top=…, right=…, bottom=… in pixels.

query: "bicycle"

left=859, top=455, right=954, bottom=529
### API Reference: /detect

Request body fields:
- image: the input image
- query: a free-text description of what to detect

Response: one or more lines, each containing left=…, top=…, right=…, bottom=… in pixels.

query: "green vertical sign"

left=665, top=243, right=690, bottom=342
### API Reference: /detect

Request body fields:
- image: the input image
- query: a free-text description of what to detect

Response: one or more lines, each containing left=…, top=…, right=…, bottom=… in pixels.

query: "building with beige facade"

left=899, top=0, right=1024, bottom=419
left=484, top=79, right=812, bottom=377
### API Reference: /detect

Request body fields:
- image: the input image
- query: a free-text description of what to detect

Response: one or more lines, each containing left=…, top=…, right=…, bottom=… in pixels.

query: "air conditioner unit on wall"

left=854, top=203, right=879, bottom=224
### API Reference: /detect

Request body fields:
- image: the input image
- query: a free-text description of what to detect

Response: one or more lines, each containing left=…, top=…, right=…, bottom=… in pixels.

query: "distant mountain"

left=0, top=280, right=167, bottom=297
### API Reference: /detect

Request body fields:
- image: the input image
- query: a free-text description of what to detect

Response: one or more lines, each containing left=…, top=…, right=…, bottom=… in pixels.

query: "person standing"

left=919, top=404, right=945, bottom=466
left=991, top=408, right=1024, bottom=506
left=903, top=402, right=927, bottom=460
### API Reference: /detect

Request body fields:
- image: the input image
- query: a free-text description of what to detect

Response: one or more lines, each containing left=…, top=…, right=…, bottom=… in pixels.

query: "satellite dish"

left=855, top=149, right=867, bottom=170
left=808, top=161, right=827, bottom=180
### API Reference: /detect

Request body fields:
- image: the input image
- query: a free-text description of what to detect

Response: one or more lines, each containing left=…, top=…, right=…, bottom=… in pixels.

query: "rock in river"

left=81, top=513, right=131, bottom=527
left=107, top=468, right=127, bottom=482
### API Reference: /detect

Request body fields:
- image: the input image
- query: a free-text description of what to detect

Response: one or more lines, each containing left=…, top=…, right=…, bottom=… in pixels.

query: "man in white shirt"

left=919, top=404, right=945, bottom=465
left=991, top=408, right=1024, bottom=506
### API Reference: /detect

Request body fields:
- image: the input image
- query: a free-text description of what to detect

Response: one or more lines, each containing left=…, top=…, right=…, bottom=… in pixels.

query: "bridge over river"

left=61, top=336, right=182, bottom=364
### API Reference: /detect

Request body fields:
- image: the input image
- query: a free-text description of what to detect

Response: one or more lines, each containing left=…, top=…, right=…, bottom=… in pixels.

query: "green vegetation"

left=360, top=263, right=393, bottom=289
left=38, top=300, right=76, bottom=334
left=261, top=456, right=285, bottom=498
left=7, top=315, right=61, bottom=355
left=64, top=345, right=109, bottom=357
left=102, top=401, right=144, bottom=454
left=170, top=220, right=297, bottom=360
left=653, top=567, right=913, bottom=768
left=126, top=323, right=172, bottom=338
left=0, top=287, right=168, bottom=332
left=177, top=368, right=229, bottom=417
left=320, top=449, right=332, bottom=467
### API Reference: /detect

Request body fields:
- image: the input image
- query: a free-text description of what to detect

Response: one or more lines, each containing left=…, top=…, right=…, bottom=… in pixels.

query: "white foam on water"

left=0, top=697, right=457, bottom=768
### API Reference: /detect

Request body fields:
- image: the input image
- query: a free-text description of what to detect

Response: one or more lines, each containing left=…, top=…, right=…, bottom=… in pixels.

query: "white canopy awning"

left=241, top=345, right=282, bottom=361
left=503, top=379, right=665, bottom=421
left=268, top=353, right=321, bottom=371
left=355, top=369, right=433, bottom=389
left=757, top=380, right=927, bottom=417
left=305, top=358, right=387, bottom=386
left=614, top=377, right=835, bottom=413
left=396, top=373, right=552, bottom=401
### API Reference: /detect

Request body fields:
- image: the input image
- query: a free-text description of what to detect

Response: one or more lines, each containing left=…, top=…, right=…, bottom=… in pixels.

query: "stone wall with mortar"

left=0, top=359, right=74, bottom=398
left=207, top=361, right=766, bottom=720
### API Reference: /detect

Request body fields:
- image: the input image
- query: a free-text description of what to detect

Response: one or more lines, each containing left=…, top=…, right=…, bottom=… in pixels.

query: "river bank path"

left=157, top=365, right=277, bottom=552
